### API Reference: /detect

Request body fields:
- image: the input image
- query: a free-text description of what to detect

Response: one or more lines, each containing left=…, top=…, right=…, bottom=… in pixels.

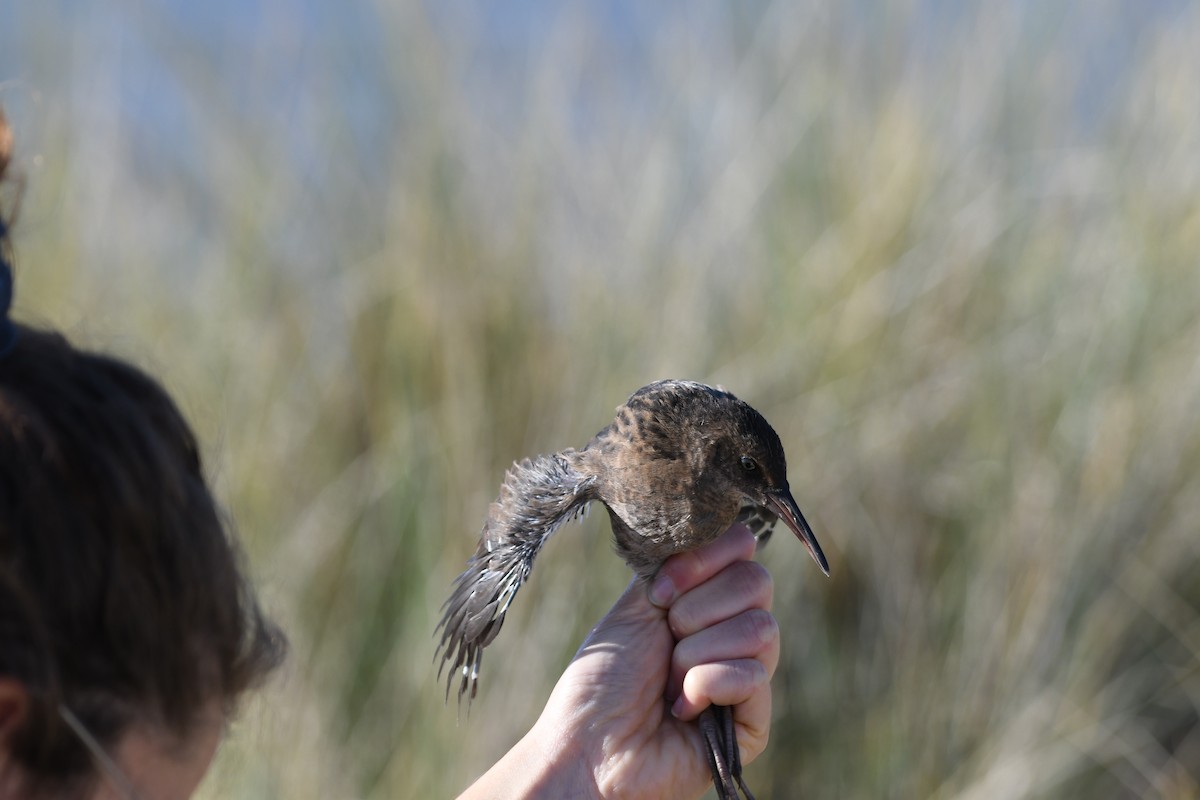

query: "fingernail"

left=670, top=696, right=684, bottom=718
left=649, top=574, right=675, bottom=608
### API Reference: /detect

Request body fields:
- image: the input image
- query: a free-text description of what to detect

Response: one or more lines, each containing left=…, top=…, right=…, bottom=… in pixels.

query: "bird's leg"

left=698, top=704, right=758, bottom=800
left=717, top=703, right=757, bottom=800
left=698, top=705, right=742, bottom=800
left=698, top=706, right=735, bottom=799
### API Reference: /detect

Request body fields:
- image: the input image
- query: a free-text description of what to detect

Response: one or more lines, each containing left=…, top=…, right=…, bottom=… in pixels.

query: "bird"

left=436, top=379, right=829, bottom=800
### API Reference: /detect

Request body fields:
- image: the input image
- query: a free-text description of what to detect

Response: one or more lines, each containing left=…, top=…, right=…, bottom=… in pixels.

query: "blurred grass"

left=5, top=1, right=1200, bottom=797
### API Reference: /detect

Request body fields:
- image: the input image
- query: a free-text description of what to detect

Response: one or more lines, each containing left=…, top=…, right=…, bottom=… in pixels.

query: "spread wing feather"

left=435, top=451, right=596, bottom=705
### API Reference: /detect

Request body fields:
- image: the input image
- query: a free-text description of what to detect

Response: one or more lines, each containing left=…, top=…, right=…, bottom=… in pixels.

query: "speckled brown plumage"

left=436, top=379, right=829, bottom=800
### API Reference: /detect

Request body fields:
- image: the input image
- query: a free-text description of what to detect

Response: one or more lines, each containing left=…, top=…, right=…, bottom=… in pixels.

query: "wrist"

left=530, top=715, right=604, bottom=800
left=458, top=715, right=601, bottom=800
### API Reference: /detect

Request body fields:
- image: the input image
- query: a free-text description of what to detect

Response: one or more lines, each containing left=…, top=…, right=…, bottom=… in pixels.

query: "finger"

left=677, top=661, right=774, bottom=764
left=647, top=523, right=756, bottom=609
left=670, top=659, right=769, bottom=723
left=667, top=608, right=780, bottom=701
left=667, top=559, right=773, bottom=640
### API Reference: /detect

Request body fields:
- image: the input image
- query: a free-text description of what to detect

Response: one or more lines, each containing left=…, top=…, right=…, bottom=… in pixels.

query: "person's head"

left=0, top=110, right=285, bottom=798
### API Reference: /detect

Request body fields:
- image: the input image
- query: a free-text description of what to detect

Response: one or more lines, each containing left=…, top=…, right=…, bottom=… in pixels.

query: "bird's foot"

left=698, top=704, right=757, bottom=800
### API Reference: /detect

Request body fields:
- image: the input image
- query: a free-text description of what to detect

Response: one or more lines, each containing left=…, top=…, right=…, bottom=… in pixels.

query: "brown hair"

left=0, top=109, right=285, bottom=795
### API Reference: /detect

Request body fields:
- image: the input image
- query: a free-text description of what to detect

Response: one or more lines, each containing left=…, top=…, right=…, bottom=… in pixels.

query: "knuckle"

left=670, top=648, right=690, bottom=679
left=667, top=602, right=695, bottom=639
left=731, top=560, right=773, bottom=606
left=742, top=608, right=779, bottom=648
left=717, top=659, right=767, bottom=700
left=670, top=548, right=705, bottom=587
left=739, top=658, right=769, bottom=687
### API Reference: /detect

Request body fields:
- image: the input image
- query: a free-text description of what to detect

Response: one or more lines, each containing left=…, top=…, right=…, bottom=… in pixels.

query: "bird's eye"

left=740, top=456, right=758, bottom=472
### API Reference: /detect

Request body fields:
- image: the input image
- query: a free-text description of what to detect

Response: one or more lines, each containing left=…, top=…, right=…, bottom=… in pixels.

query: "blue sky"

left=0, top=0, right=1192, bottom=292
left=4, top=0, right=1189, bottom=167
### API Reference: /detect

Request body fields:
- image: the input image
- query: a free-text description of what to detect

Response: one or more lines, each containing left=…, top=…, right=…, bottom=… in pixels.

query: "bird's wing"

left=435, top=451, right=596, bottom=706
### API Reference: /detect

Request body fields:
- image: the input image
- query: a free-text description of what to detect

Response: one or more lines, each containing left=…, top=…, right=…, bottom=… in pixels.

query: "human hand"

left=533, top=523, right=779, bottom=799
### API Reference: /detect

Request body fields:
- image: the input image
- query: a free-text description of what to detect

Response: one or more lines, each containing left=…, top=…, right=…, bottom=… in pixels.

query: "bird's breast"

left=601, top=485, right=739, bottom=578
left=578, top=428, right=741, bottom=576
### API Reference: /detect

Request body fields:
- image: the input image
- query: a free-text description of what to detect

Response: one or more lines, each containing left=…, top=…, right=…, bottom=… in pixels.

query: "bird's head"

left=624, top=380, right=830, bottom=576
left=710, top=397, right=830, bottom=577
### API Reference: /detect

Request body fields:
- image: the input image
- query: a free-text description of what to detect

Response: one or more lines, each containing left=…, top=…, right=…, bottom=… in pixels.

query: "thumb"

left=575, top=574, right=668, bottom=660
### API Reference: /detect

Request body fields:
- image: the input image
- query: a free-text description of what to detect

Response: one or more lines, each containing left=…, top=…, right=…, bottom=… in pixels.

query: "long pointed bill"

left=766, top=488, right=830, bottom=576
